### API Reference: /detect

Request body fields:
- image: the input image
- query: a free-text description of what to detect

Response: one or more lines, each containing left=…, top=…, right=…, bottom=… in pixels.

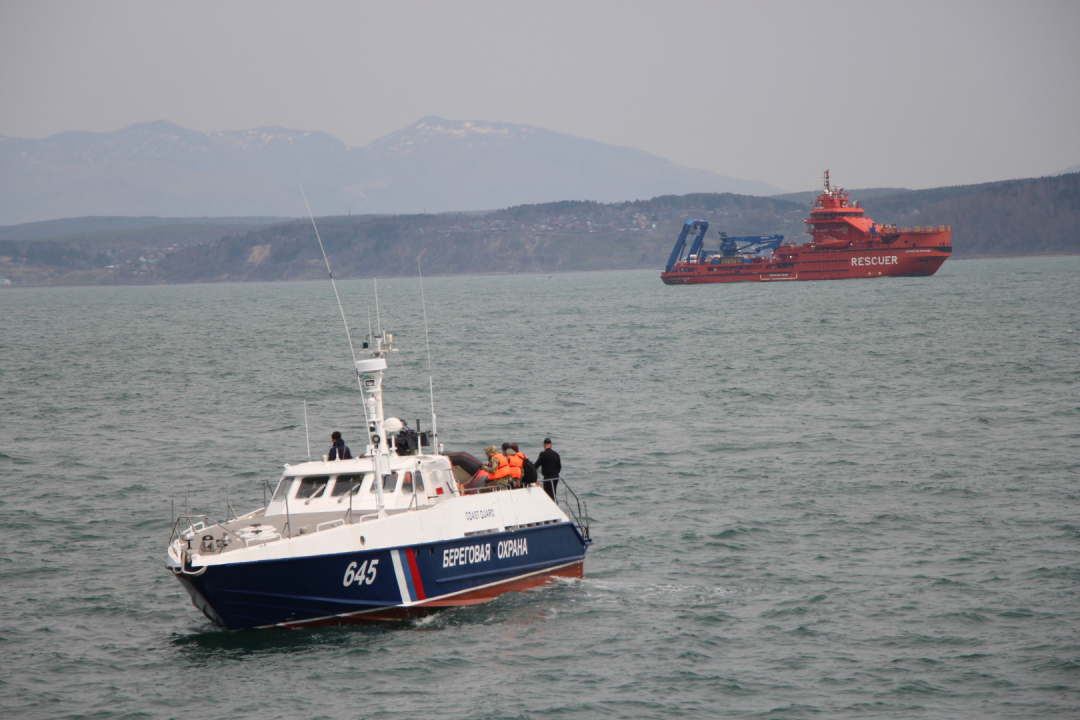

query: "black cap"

left=543, top=438, right=552, bottom=444
left=332, top=431, right=342, bottom=441
left=501, top=442, right=511, bottom=451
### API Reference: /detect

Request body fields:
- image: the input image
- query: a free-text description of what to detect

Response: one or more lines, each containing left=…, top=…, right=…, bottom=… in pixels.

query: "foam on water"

left=1, top=257, right=1078, bottom=718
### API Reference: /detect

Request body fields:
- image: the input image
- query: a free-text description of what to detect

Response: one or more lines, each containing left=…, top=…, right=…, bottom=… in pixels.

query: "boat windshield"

left=331, top=474, right=367, bottom=496
left=371, top=472, right=398, bottom=493
left=272, top=477, right=292, bottom=501
left=295, top=476, right=329, bottom=499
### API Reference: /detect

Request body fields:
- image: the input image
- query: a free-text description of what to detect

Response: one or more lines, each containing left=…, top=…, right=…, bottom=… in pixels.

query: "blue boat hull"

left=175, top=522, right=588, bottom=630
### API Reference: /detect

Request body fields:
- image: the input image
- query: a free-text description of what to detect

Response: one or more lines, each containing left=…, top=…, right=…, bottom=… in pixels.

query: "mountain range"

left=0, top=118, right=782, bottom=225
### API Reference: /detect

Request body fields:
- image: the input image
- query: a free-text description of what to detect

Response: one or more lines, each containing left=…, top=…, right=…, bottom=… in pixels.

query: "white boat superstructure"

left=167, top=328, right=590, bottom=630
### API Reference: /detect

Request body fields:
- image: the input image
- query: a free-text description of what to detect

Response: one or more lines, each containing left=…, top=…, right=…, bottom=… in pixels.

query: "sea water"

left=1, top=257, right=1078, bottom=719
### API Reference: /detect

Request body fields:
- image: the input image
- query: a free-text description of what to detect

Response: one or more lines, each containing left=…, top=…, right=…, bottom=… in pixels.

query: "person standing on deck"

left=328, top=431, right=352, bottom=461
left=504, top=442, right=524, bottom=485
left=534, top=438, right=561, bottom=499
left=510, top=442, right=531, bottom=485
left=482, top=445, right=512, bottom=487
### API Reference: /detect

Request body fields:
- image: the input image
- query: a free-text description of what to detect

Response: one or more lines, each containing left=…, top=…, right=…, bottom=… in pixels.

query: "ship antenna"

left=302, top=185, right=358, bottom=366
left=374, top=278, right=383, bottom=335
left=300, top=185, right=373, bottom=448
left=303, top=399, right=311, bottom=460
left=418, top=256, right=439, bottom=454
left=824, top=169, right=831, bottom=192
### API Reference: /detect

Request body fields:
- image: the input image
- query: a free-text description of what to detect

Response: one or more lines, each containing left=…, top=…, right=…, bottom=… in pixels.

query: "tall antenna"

left=302, top=186, right=357, bottom=366
left=374, top=278, right=382, bottom=334
left=418, top=257, right=434, bottom=374
left=301, top=186, right=373, bottom=448
left=303, top=400, right=311, bottom=460
left=418, top=256, right=439, bottom=453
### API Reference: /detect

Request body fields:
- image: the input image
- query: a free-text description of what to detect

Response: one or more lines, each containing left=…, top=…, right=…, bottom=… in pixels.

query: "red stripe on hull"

left=405, top=547, right=426, bottom=600
left=275, top=561, right=585, bottom=629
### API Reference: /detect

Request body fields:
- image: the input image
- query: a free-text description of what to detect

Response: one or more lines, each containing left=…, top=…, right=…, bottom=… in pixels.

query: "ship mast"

left=356, top=328, right=395, bottom=516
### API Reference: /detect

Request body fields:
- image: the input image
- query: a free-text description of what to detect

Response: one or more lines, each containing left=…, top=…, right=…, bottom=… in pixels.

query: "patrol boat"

left=166, top=327, right=591, bottom=631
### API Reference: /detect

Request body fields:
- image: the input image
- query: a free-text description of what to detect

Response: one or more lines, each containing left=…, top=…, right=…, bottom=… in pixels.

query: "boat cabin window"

left=331, top=474, right=367, bottom=497
left=401, top=472, right=413, bottom=493
left=414, top=471, right=424, bottom=492
left=272, top=478, right=293, bottom=501
left=372, top=472, right=398, bottom=493
left=295, top=476, right=329, bottom=499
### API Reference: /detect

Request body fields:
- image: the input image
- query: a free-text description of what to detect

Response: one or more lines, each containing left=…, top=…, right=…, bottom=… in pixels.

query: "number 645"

left=343, top=559, right=378, bottom=586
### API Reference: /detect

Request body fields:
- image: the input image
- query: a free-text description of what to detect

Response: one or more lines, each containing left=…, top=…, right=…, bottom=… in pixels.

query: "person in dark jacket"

left=328, top=431, right=352, bottom=461
left=534, top=438, right=561, bottom=499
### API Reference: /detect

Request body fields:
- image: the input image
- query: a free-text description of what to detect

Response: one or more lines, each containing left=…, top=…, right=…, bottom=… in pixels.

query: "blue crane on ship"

left=664, top=219, right=784, bottom=272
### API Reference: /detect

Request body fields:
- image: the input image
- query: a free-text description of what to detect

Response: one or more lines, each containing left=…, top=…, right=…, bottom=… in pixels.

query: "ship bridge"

left=805, top=170, right=877, bottom=244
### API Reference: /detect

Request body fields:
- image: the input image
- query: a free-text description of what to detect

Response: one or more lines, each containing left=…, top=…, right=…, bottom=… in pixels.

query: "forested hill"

left=860, top=173, right=1080, bottom=257
left=1, top=174, right=1077, bottom=286
left=152, top=194, right=807, bottom=283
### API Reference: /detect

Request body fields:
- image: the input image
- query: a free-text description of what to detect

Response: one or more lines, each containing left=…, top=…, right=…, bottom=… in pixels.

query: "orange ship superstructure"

left=661, top=171, right=952, bottom=284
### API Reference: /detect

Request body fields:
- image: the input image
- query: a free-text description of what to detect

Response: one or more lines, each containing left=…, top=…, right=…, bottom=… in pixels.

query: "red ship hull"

left=661, top=172, right=952, bottom=285
left=662, top=233, right=951, bottom=285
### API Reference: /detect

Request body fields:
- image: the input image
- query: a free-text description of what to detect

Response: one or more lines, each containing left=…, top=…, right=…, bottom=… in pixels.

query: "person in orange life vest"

left=482, top=445, right=512, bottom=486
left=510, top=442, right=536, bottom=486
left=503, top=442, right=525, bottom=483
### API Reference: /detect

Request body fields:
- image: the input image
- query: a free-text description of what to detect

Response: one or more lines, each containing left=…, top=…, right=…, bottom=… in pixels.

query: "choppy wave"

left=1, top=258, right=1079, bottom=718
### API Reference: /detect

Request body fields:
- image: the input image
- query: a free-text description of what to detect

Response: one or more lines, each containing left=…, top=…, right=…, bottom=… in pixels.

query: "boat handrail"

left=459, top=483, right=513, bottom=496
left=881, top=224, right=951, bottom=234
left=316, top=518, right=345, bottom=533
left=169, top=514, right=209, bottom=547
left=234, top=507, right=265, bottom=521
left=556, top=480, right=591, bottom=543
left=169, top=514, right=252, bottom=551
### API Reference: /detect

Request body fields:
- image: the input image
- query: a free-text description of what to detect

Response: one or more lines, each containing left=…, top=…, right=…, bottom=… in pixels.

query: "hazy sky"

left=2, top=0, right=1078, bottom=192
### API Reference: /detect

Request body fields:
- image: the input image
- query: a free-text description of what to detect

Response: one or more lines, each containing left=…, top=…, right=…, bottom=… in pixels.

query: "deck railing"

left=459, top=483, right=513, bottom=495
left=881, top=224, right=951, bottom=234
left=556, top=480, right=591, bottom=543
left=457, top=479, right=591, bottom=542
left=169, top=514, right=258, bottom=552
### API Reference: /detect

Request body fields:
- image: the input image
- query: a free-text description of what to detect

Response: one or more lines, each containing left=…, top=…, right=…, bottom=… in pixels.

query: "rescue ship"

left=660, top=171, right=952, bottom=284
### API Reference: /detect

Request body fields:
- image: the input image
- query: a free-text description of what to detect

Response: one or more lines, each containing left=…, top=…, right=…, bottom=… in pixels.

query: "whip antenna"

left=303, top=400, right=311, bottom=460
left=418, top=257, right=434, bottom=374
left=302, top=185, right=358, bottom=366
left=374, top=278, right=382, bottom=334
left=418, top=256, right=439, bottom=453
left=300, top=186, right=372, bottom=449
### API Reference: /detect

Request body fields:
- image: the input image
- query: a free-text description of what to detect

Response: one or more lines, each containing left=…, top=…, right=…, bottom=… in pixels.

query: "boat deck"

left=172, top=506, right=423, bottom=557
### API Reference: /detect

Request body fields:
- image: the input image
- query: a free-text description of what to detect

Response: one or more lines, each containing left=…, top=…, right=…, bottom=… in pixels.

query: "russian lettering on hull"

left=182, top=522, right=588, bottom=630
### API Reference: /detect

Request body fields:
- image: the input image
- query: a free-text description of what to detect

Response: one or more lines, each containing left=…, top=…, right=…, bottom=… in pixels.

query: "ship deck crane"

left=665, top=219, right=783, bottom=271
left=664, top=220, right=709, bottom=273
